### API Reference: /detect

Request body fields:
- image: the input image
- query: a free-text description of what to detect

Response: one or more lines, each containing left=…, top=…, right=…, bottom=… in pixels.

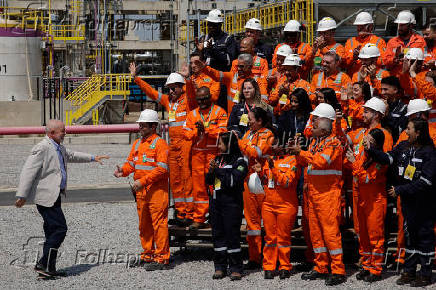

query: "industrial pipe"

left=0, top=124, right=140, bottom=135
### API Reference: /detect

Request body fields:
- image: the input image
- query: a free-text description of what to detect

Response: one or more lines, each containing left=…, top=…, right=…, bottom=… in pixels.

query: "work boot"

left=364, top=273, right=382, bottom=283
left=301, top=270, right=328, bottom=280
left=325, top=274, right=347, bottom=286
left=295, top=262, right=314, bottom=272
left=229, top=272, right=242, bottom=281
left=410, top=275, right=432, bottom=287
left=168, top=216, right=186, bottom=227
left=356, top=269, right=370, bottom=280
left=34, top=263, right=55, bottom=278
left=128, top=258, right=150, bottom=268
left=212, top=270, right=226, bottom=279
left=243, top=261, right=261, bottom=270
left=145, top=262, right=170, bottom=271
left=396, top=272, right=416, bottom=285
left=189, top=222, right=207, bottom=230
left=183, top=218, right=193, bottom=226
left=264, top=270, right=274, bottom=279
left=279, top=269, right=291, bottom=280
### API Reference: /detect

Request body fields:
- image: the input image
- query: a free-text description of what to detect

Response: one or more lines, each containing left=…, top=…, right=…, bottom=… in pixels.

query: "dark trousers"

left=209, top=192, right=243, bottom=273
left=36, top=194, right=68, bottom=271
left=403, top=216, right=435, bottom=277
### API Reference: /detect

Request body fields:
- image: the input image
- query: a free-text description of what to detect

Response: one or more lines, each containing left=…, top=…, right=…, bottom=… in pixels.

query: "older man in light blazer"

left=15, top=119, right=108, bottom=279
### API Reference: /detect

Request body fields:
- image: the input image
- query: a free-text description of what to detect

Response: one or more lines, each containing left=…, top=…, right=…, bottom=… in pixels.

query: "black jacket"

left=199, top=32, right=239, bottom=72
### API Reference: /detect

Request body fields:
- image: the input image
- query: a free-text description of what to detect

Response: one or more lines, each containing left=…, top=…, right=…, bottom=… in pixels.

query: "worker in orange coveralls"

left=231, top=37, right=269, bottom=79
left=238, top=107, right=275, bottom=270
left=346, top=128, right=389, bottom=283
left=383, top=10, right=425, bottom=77
left=189, top=52, right=221, bottom=104
left=114, top=109, right=170, bottom=271
left=195, top=55, right=268, bottom=113
left=289, top=103, right=346, bottom=286
left=344, top=11, right=386, bottom=77
left=183, top=86, right=228, bottom=229
left=253, top=143, right=300, bottom=280
left=131, top=63, right=195, bottom=226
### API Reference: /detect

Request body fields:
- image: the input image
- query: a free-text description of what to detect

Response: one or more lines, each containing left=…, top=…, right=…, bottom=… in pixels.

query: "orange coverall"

left=191, top=72, right=221, bottom=104
left=201, top=65, right=268, bottom=113
left=183, top=105, right=228, bottom=223
left=269, top=76, right=315, bottom=109
left=309, top=43, right=346, bottom=72
left=344, top=34, right=387, bottom=76
left=346, top=125, right=393, bottom=262
left=231, top=55, right=269, bottom=78
left=311, top=70, right=352, bottom=100
left=399, top=70, right=429, bottom=100
left=413, top=72, right=436, bottom=123
left=239, top=127, right=275, bottom=264
left=135, top=77, right=195, bottom=220
left=261, top=156, right=300, bottom=271
left=351, top=149, right=388, bottom=275
left=296, top=135, right=345, bottom=275
left=345, top=99, right=365, bottom=131
left=121, top=134, right=170, bottom=264
left=272, top=42, right=313, bottom=79
left=383, top=34, right=426, bottom=77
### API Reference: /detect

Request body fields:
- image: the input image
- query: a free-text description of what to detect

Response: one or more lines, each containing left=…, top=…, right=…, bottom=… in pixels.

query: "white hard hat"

left=353, top=12, right=374, bottom=25
left=358, top=43, right=381, bottom=58
left=282, top=54, right=302, bottom=66
left=165, top=72, right=185, bottom=86
left=394, top=10, right=416, bottom=25
left=206, top=9, right=224, bottom=23
left=363, top=97, right=386, bottom=115
left=317, top=17, right=337, bottom=32
left=311, top=103, right=336, bottom=121
left=248, top=173, right=264, bottom=194
left=405, top=99, right=431, bottom=116
left=276, top=44, right=293, bottom=57
left=137, top=109, right=160, bottom=123
left=245, top=18, right=262, bottom=31
left=284, top=20, right=301, bottom=32
left=404, top=48, right=424, bottom=61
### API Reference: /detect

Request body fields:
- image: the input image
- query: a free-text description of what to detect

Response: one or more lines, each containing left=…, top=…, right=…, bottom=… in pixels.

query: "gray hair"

left=324, top=50, right=341, bottom=63
left=238, top=53, right=253, bottom=66
left=317, top=118, right=333, bottom=133
left=45, top=119, right=64, bottom=134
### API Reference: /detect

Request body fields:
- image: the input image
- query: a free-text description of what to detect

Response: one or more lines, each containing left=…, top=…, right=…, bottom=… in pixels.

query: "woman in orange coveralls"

left=253, top=142, right=300, bottom=280
left=238, top=107, right=275, bottom=270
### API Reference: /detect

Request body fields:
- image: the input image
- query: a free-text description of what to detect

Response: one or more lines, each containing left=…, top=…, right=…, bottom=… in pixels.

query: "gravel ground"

left=0, top=144, right=133, bottom=189
left=0, top=202, right=421, bottom=289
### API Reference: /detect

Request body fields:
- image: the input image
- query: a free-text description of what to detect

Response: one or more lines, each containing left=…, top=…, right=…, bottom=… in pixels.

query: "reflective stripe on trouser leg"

left=309, top=189, right=345, bottom=275
left=262, top=204, right=278, bottom=271
left=169, top=145, right=185, bottom=219
left=191, top=150, right=215, bottom=223
left=243, top=184, right=264, bottom=263
left=148, top=187, right=170, bottom=263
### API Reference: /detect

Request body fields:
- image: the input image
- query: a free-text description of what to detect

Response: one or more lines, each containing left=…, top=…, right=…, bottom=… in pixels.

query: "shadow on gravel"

left=61, top=263, right=98, bottom=276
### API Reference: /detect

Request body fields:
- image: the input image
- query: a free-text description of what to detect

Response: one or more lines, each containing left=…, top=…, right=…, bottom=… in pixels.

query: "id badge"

left=239, top=114, right=248, bottom=126
left=233, top=92, right=240, bottom=103
left=203, top=121, right=209, bottom=128
left=404, top=164, right=416, bottom=180
left=268, top=179, right=275, bottom=189
left=214, top=178, right=221, bottom=190
left=279, top=94, right=288, bottom=105
left=398, top=166, right=404, bottom=176
left=168, top=110, right=176, bottom=122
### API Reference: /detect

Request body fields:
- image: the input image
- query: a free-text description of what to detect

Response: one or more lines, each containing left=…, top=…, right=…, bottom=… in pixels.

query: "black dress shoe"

left=356, top=269, right=370, bottom=280
left=264, top=270, right=274, bottom=279
left=128, top=258, right=150, bottom=268
left=410, top=275, right=432, bottom=287
left=301, top=270, right=328, bottom=280
left=212, top=270, right=226, bottom=279
left=183, top=218, right=193, bottom=226
left=243, top=261, right=261, bottom=270
left=325, top=274, right=347, bottom=286
left=364, top=273, right=382, bottom=283
left=229, top=272, right=242, bottom=281
left=279, top=269, right=291, bottom=279
left=396, top=272, right=416, bottom=285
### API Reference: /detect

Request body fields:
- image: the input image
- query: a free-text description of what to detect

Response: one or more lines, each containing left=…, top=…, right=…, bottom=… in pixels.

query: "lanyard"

left=218, top=156, right=226, bottom=168
left=200, top=104, right=214, bottom=124
left=170, top=97, right=182, bottom=111
left=244, top=102, right=254, bottom=113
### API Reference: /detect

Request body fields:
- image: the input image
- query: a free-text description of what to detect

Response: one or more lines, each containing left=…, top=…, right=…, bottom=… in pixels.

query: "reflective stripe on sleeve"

left=246, top=230, right=261, bottom=236
left=157, top=162, right=168, bottom=170
left=135, top=165, right=156, bottom=170
left=169, top=121, right=185, bottom=127
left=307, top=169, right=342, bottom=176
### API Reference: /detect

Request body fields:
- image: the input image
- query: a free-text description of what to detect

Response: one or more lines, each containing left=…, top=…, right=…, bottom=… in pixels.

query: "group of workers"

left=117, top=8, right=435, bottom=287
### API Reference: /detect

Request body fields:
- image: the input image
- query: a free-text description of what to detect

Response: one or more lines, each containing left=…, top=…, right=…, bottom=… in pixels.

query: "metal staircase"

left=65, top=74, right=131, bottom=125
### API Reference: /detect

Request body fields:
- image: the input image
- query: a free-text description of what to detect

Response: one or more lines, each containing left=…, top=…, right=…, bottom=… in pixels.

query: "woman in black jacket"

left=205, top=131, right=248, bottom=281
left=366, top=119, right=435, bottom=287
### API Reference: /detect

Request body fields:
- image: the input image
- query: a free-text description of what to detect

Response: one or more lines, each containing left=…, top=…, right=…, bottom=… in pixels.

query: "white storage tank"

left=0, top=22, right=42, bottom=101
